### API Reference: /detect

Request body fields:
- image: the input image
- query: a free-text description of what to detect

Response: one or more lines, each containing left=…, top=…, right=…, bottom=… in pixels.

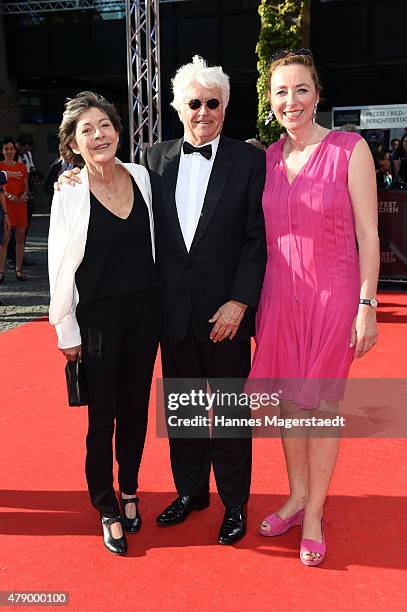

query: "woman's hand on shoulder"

left=60, top=345, right=82, bottom=361
left=54, top=167, right=82, bottom=192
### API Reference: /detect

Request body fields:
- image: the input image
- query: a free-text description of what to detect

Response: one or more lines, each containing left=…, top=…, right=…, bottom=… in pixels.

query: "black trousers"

left=77, top=290, right=161, bottom=517
left=161, top=327, right=252, bottom=507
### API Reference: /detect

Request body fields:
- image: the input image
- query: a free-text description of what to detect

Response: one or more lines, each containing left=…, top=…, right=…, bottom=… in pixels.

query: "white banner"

left=333, top=104, right=407, bottom=130
left=360, top=106, right=407, bottom=129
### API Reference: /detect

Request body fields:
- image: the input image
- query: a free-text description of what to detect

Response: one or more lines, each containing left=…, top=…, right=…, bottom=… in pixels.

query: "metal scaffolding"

left=0, top=0, right=186, bottom=14
left=126, top=0, right=161, bottom=161
left=0, top=1, right=124, bottom=12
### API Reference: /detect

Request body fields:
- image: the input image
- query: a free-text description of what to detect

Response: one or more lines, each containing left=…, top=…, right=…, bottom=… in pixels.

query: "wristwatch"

left=359, top=298, right=378, bottom=308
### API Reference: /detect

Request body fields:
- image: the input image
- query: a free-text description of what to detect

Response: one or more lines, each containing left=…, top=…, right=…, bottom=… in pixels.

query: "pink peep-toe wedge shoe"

left=300, top=518, right=326, bottom=567
left=259, top=508, right=304, bottom=537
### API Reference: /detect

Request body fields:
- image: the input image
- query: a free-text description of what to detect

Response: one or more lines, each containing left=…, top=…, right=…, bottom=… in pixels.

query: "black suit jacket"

left=143, top=135, right=266, bottom=343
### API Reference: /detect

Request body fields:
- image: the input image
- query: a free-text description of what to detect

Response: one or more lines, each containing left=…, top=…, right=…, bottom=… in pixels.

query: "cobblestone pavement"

left=0, top=203, right=50, bottom=333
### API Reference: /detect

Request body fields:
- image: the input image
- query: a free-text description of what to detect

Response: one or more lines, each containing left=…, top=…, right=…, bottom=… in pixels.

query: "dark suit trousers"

left=77, top=290, right=160, bottom=517
left=161, top=327, right=252, bottom=507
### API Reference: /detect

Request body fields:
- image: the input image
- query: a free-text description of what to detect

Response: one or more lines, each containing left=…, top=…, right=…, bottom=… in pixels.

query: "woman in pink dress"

left=249, top=50, right=379, bottom=565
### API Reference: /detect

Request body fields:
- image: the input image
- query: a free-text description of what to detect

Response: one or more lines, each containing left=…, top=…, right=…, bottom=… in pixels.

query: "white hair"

left=171, top=55, right=230, bottom=113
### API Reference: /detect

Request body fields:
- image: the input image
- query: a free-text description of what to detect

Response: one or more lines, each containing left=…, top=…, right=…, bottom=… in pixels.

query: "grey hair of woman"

left=171, top=55, right=230, bottom=114
left=58, top=91, right=123, bottom=166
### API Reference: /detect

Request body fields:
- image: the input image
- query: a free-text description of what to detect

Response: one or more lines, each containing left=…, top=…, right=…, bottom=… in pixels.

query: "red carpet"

left=1, top=292, right=406, bottom=611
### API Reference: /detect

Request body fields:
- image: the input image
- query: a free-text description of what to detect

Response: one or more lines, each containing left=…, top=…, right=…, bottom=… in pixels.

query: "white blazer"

left=48, top=158, right=155, bottom=349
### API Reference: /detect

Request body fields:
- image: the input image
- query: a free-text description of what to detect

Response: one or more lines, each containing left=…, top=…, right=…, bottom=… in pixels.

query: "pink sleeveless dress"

left=249, top=131, right=362, bottom=408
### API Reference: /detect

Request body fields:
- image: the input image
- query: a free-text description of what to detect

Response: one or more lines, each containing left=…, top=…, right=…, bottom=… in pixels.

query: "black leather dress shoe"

left=101, top=516, right=128, bottom=555
left=218, top=505, right=247, bottom=545
left=120, top=495, right=142, bottom=533
left=156, top=495, right=210, bottom=526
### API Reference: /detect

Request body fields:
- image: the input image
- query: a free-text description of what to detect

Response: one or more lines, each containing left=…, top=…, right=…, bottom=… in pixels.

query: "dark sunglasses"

left=186, top=98, right=220, bottom=110
left=270, top=48, right=313, bottom=63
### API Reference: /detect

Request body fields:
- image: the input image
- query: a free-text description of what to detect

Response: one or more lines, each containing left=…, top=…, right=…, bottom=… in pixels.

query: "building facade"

left=0, top=0, right=406, bottom=171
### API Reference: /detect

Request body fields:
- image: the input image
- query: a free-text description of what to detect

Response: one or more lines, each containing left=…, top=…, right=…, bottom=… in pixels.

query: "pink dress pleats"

left=249, top=131, right=362, bottom=408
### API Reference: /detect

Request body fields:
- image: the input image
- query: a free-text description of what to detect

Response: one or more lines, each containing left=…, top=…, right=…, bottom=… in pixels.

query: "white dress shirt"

left=175, top=134, right=220, bottom=251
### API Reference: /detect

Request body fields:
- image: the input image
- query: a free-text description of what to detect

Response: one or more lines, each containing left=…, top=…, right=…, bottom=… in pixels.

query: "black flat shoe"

left=156, top=495, right=210, bottom=526
left=120, top=495, right=142, bottom=533
left=101, top=515, right=127, bottom=555
left=218, top=505, right=247, bottom=545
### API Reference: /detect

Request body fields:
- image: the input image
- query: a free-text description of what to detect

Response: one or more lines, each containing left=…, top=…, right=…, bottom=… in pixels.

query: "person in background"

left=48, top=91, right=161, bottom=556
left=394, top=133, right=407, bottom=184
left=245, top=138, right=267, bottom=151
left=375, top=150, right=393, bottom=189
left=17, top=136, right=36, bottom=174
left=43, top=145, right=75, bottom=206
left=0, top=186, right=11, bottom=261
left=375, top=143, right=388, bottom=156
left=0, top=169, right=23, bottom=272
left=389, top=138, right=400, bottom=161
left=0, top=186, right=11, bottom=300
left=340, top=123, right=359, bottom=133
left=7, top=136, right=36, bottom=269
left=0, top=138, right=29, bottom=281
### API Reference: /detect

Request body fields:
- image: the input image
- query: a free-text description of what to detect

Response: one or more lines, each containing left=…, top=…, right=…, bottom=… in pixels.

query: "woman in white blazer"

left=48, top=91, right=161, bottom=555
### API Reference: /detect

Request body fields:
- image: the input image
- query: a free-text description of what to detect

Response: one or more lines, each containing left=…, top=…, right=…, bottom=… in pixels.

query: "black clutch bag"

left=65, top=358, right=88, bottom=407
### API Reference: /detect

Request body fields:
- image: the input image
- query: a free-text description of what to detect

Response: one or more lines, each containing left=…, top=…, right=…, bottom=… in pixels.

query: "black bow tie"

left=182, top=141, right=212, bottom=160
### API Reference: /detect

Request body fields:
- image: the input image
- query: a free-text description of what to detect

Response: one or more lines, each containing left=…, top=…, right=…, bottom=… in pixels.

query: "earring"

left=265, top=110, right=274, bottom=126
left=312, top=103, right=318, bottom=124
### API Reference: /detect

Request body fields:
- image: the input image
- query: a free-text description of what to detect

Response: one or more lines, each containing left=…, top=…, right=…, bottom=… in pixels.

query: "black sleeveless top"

left=75, top=176, right=159, bottom=307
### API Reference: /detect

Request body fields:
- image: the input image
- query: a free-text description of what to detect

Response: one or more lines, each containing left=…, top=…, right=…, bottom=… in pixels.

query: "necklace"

left=90, top=176, right=115, bottom=200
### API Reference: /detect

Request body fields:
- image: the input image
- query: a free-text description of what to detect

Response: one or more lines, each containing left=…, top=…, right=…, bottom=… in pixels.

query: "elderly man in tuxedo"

left=143, top=56, right=266, bottom=544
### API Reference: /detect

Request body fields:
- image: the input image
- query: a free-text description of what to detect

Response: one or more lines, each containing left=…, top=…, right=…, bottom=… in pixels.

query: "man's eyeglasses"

left=270, top=48, right=313, bottom=63
left=186, top=98, right=220, bottom=111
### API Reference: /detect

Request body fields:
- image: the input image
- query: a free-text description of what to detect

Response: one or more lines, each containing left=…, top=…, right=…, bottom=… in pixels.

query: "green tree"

left=256, top=0, right=309, bottom=145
